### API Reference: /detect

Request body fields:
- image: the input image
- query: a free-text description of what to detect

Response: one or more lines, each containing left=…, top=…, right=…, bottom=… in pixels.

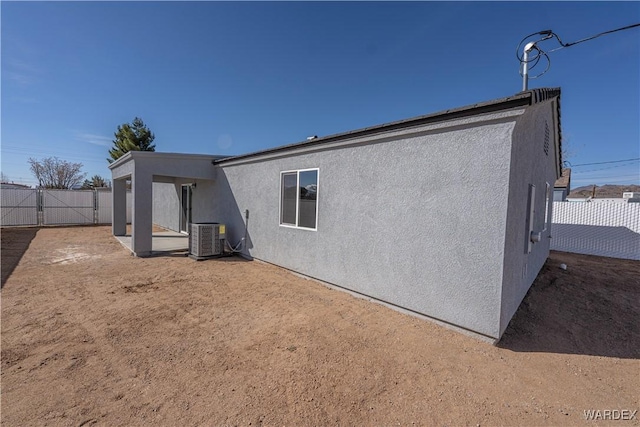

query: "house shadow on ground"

left=1, top=227, right=39, bottom=288
left=498, top=251, right=640, bottom=359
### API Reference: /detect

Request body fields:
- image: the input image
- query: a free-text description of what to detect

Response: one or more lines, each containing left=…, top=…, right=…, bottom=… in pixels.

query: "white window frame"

left=279, top=168, right=319, bottom=231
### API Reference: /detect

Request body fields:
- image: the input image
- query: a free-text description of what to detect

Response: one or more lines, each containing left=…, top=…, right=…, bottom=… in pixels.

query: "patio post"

left=131, top=171, right=153, bottom=256
left=112, top=178, right=127, bottom=236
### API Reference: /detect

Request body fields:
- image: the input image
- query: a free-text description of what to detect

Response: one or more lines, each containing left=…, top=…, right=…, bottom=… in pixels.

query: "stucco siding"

left=190, top=179, right=217, bottom=224
left=152, top=180, right=217, bottom=233
left=214, top=115, right=519, bottom=338
left=152, top=182, right=180, bottom=232
left=500, top=100, right=560, bottom=336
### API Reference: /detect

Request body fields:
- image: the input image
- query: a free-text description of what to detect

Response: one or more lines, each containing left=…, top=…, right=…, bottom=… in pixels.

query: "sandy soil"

left=1, top=226, right=638, bottom=426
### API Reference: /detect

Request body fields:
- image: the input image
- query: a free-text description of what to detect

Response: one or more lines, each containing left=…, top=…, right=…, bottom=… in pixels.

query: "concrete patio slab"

left=115, top=230, right=189, bottom=255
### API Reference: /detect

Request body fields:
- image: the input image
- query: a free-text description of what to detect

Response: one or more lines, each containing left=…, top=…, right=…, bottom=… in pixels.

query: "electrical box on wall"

left=189, top=223, right=226, bottom=259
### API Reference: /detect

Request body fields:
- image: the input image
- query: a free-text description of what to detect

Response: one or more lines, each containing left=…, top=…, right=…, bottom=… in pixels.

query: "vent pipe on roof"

left=521, top=42, right=536, bottom=91
left=518, top=30, right=553, bottom=92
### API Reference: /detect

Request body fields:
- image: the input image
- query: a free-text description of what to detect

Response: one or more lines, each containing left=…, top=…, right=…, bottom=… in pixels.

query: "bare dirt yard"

left=1, top=226, right=638, bottom=426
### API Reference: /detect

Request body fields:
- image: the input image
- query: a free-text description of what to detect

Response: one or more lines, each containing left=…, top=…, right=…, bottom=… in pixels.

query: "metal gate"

left=42, top=189, right=95, bottom=225
left=0, top=188, right=39, bottom=226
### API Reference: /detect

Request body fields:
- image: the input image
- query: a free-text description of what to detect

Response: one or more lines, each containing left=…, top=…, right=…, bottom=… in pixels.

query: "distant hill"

left=569, top=184, right=640, bottom=198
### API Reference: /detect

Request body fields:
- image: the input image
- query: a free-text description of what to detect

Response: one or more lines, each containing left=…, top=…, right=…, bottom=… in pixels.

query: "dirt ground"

left=1, top=226, right=638, bottom=426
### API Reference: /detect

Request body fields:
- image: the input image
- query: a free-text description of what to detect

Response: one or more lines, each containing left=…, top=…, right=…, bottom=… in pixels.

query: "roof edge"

left=108, top=151, right=134, bottom=170
left=109, top=151, right=229, bottom=170
left=215, top=88, right=561, bottom=165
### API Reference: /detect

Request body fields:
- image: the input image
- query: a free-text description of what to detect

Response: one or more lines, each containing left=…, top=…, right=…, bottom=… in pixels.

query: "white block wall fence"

left=551, top=202, right=640, bottom=260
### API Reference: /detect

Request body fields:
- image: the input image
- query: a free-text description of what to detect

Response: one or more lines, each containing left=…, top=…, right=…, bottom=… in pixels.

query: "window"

left=544, top=182, right=551, bottom=232
left=280, top=169, right=319, bottom=230
left=526, top=184, right=536, bottom=254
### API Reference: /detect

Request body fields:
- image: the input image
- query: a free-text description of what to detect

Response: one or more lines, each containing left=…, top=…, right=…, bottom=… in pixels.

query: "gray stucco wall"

left=191, top=179, right=217, bottom=224
left=499, top=100, right=560, bottom=336
left=212, top=110, right=527, bottom=338
left=153, top=182, right=180, bottom=231
left=152, top=179, right=217, bottom=232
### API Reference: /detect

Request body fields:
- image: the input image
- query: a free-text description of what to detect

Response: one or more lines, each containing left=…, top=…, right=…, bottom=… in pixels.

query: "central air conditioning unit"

left=189, top=223, right=226, bottom=259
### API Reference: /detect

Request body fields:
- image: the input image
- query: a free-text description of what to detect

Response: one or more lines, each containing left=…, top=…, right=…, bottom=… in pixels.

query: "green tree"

left=108, top=117, right=156, bottom=163
left=28, top=157, right=86, bottom=189
left=81, top=175, right=111, bottom=189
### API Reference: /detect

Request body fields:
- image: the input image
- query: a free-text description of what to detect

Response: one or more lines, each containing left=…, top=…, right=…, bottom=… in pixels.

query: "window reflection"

left=298, top=170, right=317, bottom=228
left=281, top=172, right=297, bottom=225
left=280, top=169, right=318, bottom=229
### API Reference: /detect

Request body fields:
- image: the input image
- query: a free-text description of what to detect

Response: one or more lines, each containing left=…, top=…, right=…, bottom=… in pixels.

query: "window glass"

left=280, top=169, right=318, bottom=230
left=298, top=170, right=318, bottom=229
left=281, top=173, right=297, bottom=225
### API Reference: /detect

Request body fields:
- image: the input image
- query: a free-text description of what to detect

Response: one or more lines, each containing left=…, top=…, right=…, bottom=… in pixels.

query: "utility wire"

left=571, top=157, right=640, bottom=167
left=572, top=162, right=639, bottom=174
left=547, top=23, right=640, bottom=53
left=516, top=23, right=640, bottom=79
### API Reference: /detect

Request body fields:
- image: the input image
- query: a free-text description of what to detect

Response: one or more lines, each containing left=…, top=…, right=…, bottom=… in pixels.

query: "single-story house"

left=0, top=182, right=32, bottom=190
left=109, top=87, right=562, bottom=342
left=553, top=168, right=571, bottom=201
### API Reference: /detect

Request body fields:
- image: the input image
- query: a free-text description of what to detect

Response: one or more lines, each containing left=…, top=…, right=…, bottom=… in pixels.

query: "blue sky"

left=2, top=2, right=639, bottom=188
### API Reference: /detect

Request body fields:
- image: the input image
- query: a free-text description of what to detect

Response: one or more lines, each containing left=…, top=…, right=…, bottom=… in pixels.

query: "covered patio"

left=114, top=229, right=190, bottom=255
left=109, top=151, right=226, bottom=257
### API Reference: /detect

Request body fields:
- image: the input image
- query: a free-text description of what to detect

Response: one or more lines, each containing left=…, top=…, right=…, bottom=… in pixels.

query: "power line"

left=572, top=174, right=639, bottom=181
left=548, top=23, right=640, bottom=53
left=572, top=163, right=639, bottom=174
left=517, top=22, right=640, bottom=82
left=2, top=147, right=110, bottom=165
left=571, top=157, right=640, bottom=167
